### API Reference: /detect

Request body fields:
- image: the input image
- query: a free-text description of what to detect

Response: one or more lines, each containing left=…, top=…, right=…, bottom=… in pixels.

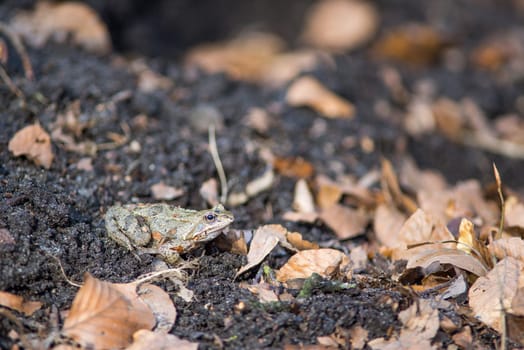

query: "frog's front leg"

left=156, top=242, right=183, bottom=265
left=105, top=206, right=151, bottom=254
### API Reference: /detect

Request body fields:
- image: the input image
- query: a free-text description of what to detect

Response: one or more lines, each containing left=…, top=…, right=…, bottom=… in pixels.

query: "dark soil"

left=1, top=0, right=524, bottom=349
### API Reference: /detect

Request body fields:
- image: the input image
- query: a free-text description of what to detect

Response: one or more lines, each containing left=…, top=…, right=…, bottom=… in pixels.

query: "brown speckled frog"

left=105, top=203, right=234, bottom=264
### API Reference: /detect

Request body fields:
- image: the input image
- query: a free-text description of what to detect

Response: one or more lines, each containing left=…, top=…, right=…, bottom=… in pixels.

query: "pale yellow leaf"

left=406, top=248, right=488, bottom=276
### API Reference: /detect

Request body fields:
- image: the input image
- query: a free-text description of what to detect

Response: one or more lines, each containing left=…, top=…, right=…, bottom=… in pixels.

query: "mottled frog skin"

left=105, top=203, right=234, bottom=264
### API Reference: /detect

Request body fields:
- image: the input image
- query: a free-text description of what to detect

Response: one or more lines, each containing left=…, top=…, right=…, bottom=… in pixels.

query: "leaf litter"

left=3, top=1, right=524, bottom=349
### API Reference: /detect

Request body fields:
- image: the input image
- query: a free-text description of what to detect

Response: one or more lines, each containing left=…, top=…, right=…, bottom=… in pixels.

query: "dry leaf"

left=0, top=228, right=15, bottom=245
left=276, top=249, right=350, bottom=282
left=262, top=50, right=325, bottom=86
left=452, top=326, right=472, bottom=349
left=381, top=158, right=418, bottom=214
left=282, top=211, right=319, bottom=223
left=301, top=0, right=378, bottom=52
left=286, top=232, right=319, bottom=251
left=9, top=123, right=54, bottom=169
left=469, top=257, right=523, bottom=332
left=0, top=291, right=42, bottom=316
left=240, top=282, right=279, bottom=303
left=505, top=196, right=524, bottom=228
left=127, top=330, right=198, bottom=350
left=214, top=228, right=248, bottom=255
left=245, top=167, right=275, bottom=197
left=274, top=156, right=315, bottom=178
left=316, top=183, right=343, bottom=210
left=372, top=24, right=445, bottom=65
left=185, top=32, right=284, bottom=82
left=373, top=204, right=407, bottom=248
left=135, top=283, right=176, bottom=333
left=293, top=179, right=316, bottom=213
left=319, top=204, right=368, bottom=240
left=200, top=178, right=219, bottom=206
left=243, top=107, right=272, bottom=134
left=236, top=225, right=290, bottom=277
left=62, top=274, right=155, bottom=349
left=489, top=237, right=524, bottom=263
left=369, top=299, right=439, bottom=350
left=150, top=182, right=184, bottom=200
left=286, top=76, right=355, bottom=119
left=406, top=248, right=488, bottom=277
left=349, top=325, right=368, bottom=350
left=11, top=1, right=111, bottom=54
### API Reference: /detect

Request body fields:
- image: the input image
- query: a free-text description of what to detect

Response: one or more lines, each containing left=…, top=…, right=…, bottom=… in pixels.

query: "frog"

left=104, top=203, right=234, bottom=264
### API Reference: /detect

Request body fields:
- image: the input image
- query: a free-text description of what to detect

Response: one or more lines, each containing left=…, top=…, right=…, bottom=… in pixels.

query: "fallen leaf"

left=150, top=182, right=184, bottom=200
left=373, top=204, right=407, bottom=248
left=9, top=122, right=54, bottom=169
left=406, top=248, right=488, bottom=277
left=262, top=50, right=326, bottom=86
left=11, top=1, right=111, bottom=54
left=469, top=257, right=523, bottom=332
left=398, top=299, right=440, bottom=342
left=372, top=24, right=446, bottom=66
left=368, top=299, right=439, bottom=350
left=0, top=291, right=42, bottom=316
left=292, top=179, right=316, bottom=213
left=135, top=283, right=176, bottom=333
left=243, top=107, right=272, bottom=134
left=245, top=167, right=275, bottom=197
left=127, top=330, right=198, bottom=350
left=62, top=274, right=155, bottom=349
left=381, top=158, right=418, bottom=214
left=319, top=204, right=369, bottom=240
left=505, top=196, right=524, bottom=228
left=214, top=228, right=248, bottom=255
left=282, top=211, right=319, bottom=223
left=489, top=237, right=524, bottom=264
left=276, top=249, right=350, bottom=282
left=199, top=178, right=219, bottom=206
left=75, top=157, right=93, bottom=172
left=316, top=182, right=343, bottom=210
left=274, top=156, right=315, bottom=178
left=349, top=325, right=369, bottom=350
left=240, top=282, right=279, bottom=303
left=286, top=231, right=319, bottom=251
left=452, top=326, right=472, bottom=349
left=301, top=0, right=378, bottom=52
left=286, top=76, right=355, bottom=119
left=185, top=32, right=284, bottom=82
left=0, top=228, right=15, bottom=245
left=236, top=225, right=292, bottom=277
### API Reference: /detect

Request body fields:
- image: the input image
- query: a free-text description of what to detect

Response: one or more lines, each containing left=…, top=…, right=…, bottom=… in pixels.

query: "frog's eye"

left=205, top=213, right=216, bottom=222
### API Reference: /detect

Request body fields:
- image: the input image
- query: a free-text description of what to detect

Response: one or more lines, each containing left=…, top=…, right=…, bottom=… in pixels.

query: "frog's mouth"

left=190, top=227, right=225, bottom=241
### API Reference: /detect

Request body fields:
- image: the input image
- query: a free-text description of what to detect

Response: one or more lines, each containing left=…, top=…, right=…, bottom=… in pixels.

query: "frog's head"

left=188, top=204, right=234, bottom=242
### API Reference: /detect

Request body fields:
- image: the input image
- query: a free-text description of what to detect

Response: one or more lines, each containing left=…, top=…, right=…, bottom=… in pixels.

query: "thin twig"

left=47, top=254, right=82, bottom=288
left=0, top=64, right=22, bottom=97
left=0, top=21, right=34, bottom=80
left=208, top=124, right=228, bottom=204
left=492, top=163, right=507, bottom=350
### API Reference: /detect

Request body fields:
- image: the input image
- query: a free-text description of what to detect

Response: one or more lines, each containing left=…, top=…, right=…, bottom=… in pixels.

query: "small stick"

left=47, top=254, right=82, bottom=288
left=493, top=163, right=505, bottom=240
left=208, top=124, right=228, bottom=204
left=0, top=64, right=22, bottom=97
left=0, top=22, right=34, bottom=80
left=492, top=163, right=507, bottom=350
